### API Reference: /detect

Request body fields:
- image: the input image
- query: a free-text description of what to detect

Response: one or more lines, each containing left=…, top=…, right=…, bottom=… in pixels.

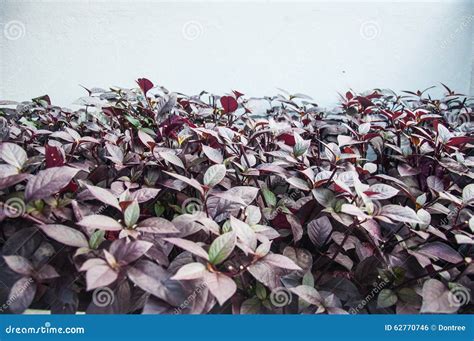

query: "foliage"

left=0, top=80, right=473, bottom=314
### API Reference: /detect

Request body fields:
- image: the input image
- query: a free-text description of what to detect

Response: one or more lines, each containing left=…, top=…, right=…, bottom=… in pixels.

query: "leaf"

left=86, top=263, right=118, bottom=291
left=8, top=277, right=36, bottom=313
left=0, top=173, right=30, bottom=190
left=89, top=230, right=105, bottom=249
left=203, top=271, right=237, bottom=305
left=129, top=188, right=161, bottom=203
left=136, top=78, right=154, bottom=95
left=202, top=145, right=223, bottom=164
left=379, top=205, right=421, bottom=224
left=3, top=255, right=34, bottom=275
left=164, top=237, right=209, bottom=260
left=78, top=215, right=123, bottom=231
left=377, top=289, right=398, bottom=308
left=110, top=239, right=153, bottom=265
left=263, top=253, right=302, bottom=270
left=171, top=262, right=206, bottom=280
left=158, top=151, right=185, bottom=169
left=137, top=217, right=179, bottom=234
left=262, top=187, right=277, bottom=207
left=312, top=188, right=335, bottom=207
left=230, top=216, right=257, bottom=252
left=366, top=184, right=399, bottom=200
left=127, top=260, right=169, bottom=300
left=45, top=144, right=64, bottom=168
left=164, top=171, right=204, bottom=196
left=420, top=279, right=458, bottom=313
left=240, top=297, right=261, bottom=314
left=293, top=133, right=310, bottom=157
left=124, top=200, right=140, bottom=227
left=286, top=214, right=303, bottom=242
left=85, top=184, right=121, bottom=210
left=308, top=216, right=333, bottom=247
left=25, top=166, right=79, bottom=201
left=0, top=142, right=27, bottom=169
left=418, top=242, right=463, bottom=263
left=220, top=96, right=238, bottom=113
left=427, top=176, right=444, bottom=192
left=208, top=231, right=236, bottom=265
left=463, top=184, right=474, bottom=204
left=38, top=224, right=89, bottom=248
left=290, top=285, right=322, bottom=305
left=203, top=164, right=226, bottom=187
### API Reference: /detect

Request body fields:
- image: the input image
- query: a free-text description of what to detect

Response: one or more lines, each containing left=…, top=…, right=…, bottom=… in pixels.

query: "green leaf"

left=255, top=282, right=267, bottom=300
left=377, top=289, right=398, bottom=308
left=262, top=187, right=277, bottom=207
left=208, top=231, right=236, bottom=265
left=89, top=230, right=105, bottom=249
left=154, top=201, right=165, bottom=217
left=302, top=271, right=314, bottom=287
left=124, top=200, right=140, bottom=228
left=125, top=115, right=141, bottom=128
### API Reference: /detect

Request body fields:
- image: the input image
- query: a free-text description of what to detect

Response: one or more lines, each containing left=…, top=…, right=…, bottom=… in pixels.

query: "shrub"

left=0, top=80, right=473, bottom=314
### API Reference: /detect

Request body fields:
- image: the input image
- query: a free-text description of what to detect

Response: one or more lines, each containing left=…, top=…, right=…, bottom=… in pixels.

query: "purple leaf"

left=308, top=216, right=333, bottom=247
left=263, top=253, right=302, bottom=270
left=85, top=184, right=121, bottom=210
left=3, top=255, right=34, bottom=275
left=418, top=242, right=463, bottom=264
left=86, top=262, right=118, bottom=291
left=77, top=215, right=123, bottom=231
left=164, top=237, right=209, bottom=260
left=25, top=166, right=80, bottom=201
left=137, top=217, right=179, bottom=234
left=8, top=277, right=36, bottom=313
left=203, top=271, right=237, bottom=305
left=38, top=224, right=89, bottom=248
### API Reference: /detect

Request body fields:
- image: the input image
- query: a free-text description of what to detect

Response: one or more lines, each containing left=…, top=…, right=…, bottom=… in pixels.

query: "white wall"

left=1, top=0, right=473, bottom=107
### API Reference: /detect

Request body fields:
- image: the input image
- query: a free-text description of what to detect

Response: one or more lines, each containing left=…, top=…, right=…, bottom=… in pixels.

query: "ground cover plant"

left=0, top=79, right=473, bottom=314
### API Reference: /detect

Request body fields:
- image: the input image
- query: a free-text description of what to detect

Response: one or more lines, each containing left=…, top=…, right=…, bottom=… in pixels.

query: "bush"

left=0, top=79, right=473, bottom=314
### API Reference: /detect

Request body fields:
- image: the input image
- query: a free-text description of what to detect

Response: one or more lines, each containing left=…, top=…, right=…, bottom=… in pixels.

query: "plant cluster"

left=0, top=79, right=473, bottom=314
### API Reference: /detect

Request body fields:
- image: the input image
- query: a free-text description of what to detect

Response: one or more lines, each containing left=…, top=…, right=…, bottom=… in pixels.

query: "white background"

left=1, top=0, right=473, bottom=107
